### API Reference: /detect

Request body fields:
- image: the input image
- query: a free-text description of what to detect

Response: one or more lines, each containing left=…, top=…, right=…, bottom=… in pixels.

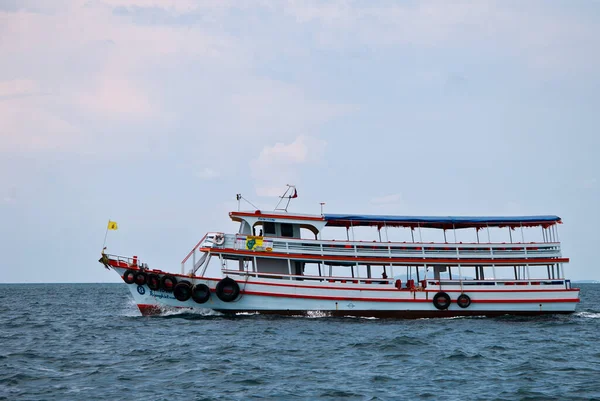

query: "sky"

left=0, top=0, right=599, bottom=283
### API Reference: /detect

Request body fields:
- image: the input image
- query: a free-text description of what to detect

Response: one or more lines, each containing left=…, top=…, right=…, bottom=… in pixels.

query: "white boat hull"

left=113, top=267, right=580, bottom=318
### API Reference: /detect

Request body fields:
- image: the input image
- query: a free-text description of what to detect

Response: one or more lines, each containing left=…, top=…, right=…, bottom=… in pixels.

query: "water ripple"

left=0, top=283, right=598, bottom=400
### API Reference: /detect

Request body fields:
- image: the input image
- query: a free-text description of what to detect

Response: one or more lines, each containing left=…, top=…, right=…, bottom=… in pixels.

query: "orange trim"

left=232, top=235, right=560, bottom=247
left=230, top=211, right=325, bottom=221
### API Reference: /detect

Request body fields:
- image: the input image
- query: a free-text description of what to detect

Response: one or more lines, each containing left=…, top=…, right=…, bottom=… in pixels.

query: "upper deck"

left=193, top=210, right=566, bottom=267
left=323, top=214, right=561, bottom=229
left=230, top=210, right=562, bottom=231
left=180, top=210, right=568, bottom=285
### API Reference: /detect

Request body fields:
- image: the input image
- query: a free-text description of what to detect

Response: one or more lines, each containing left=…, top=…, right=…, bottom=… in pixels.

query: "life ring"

left=433, top=291, right=451, bottom=310
left=160, top=275, right=178, bottom=292
left=147, top=274, right=160, bottom=290
left=134, top=272, right=147, bottom=286
left=214, top=233, right=225, bottom=246
left=191, top=283, right=211, bottom=304
left=215, top=277, right=240, bottom=302
left=123, top=269, right=136, bottom=284
left=457, top=294, right=471, bottom=308
left=174, top=281, right=192, bottom=302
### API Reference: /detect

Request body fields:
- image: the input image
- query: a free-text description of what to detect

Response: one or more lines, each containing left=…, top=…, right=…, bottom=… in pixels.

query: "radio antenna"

left=274, top=185, right=298, bottom=212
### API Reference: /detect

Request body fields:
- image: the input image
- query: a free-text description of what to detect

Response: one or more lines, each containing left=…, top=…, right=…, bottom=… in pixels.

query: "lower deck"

left=210, top=253, right=570, bottom=289
left=104, top=252, right=579, bottom=318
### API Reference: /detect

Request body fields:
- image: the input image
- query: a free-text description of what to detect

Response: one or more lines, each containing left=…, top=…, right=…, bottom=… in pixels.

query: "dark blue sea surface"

left=0, top=283, right=599, bottom=401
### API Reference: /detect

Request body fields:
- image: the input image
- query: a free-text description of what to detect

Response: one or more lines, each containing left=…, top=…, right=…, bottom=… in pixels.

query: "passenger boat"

left=100, top=189, right=580, bottom=318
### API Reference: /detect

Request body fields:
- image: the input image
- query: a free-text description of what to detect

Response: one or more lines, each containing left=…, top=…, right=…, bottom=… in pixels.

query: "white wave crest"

left=575, top=311, right=600, bottom=319
left=161, top=306, right=223, bottom=317
left=306, top=310, right=332, bottom=318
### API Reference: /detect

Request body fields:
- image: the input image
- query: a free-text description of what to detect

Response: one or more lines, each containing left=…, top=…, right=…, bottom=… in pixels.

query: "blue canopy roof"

left=324, top=214, right=561, bottom=229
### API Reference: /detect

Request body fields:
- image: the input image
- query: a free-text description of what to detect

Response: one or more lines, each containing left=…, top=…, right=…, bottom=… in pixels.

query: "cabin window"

left=263, top=222, right=276, bottom=235
left=281, top=223, right=294, bottom=237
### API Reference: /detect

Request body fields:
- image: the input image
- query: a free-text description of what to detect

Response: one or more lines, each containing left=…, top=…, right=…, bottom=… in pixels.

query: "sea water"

left=0, top=283, right=599, bottom=400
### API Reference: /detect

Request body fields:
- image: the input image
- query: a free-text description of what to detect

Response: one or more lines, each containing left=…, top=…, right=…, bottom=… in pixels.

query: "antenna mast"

left=236, top=193, right=260, bottom=211
left=274, top=184, right=297, bottom=212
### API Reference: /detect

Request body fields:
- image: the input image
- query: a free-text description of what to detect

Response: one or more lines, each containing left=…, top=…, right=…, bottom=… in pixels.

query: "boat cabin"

left=229, top=211, right=325, bottom=239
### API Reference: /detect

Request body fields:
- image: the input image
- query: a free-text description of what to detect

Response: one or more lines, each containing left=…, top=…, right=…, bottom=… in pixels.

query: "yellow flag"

left=107, top=220, right=118, bottom=230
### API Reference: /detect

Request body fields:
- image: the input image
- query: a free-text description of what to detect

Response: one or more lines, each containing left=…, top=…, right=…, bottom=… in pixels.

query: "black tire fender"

left=134, top=272, right=147, bottom=286
left=160, top=275, right=178, bottom=292
left=147, top=274, right=160, bottom=290
left=215, top=277, right=240, bottom=302
left=191, top=283, right=211, bottom=304
left=457, top=294, right=471, bottom=308
left=123, top=269, right=136, bottom=284
left=433, top=291, right=451, bottom=310
left=173, top=280, right=192, bottom=302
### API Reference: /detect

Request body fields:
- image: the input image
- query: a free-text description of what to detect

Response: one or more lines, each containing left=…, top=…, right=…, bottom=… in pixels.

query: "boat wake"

left=575, top=311, right=600, bottom=319
left=160, top=307, right=223, bottom=318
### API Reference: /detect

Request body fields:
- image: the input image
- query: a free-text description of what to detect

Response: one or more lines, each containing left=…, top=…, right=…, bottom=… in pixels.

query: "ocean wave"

left=2, top=283, right=600, bottom=401
left=575, top=311, right=600, bottom=319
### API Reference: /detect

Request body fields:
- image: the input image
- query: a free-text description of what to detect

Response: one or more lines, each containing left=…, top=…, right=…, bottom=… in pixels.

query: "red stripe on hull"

left=226, top=277, right=578, bottom=293
left=137, top=304, right=163, bottom=316
left=240, top=290, right=579, bottom=303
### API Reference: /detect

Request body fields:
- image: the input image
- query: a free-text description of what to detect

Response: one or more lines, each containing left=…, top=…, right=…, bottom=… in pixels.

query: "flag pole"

left=102, top=219, right=110, bottom=250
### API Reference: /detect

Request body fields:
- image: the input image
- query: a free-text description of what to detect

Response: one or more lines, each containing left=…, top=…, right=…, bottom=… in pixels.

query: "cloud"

left=0, top=2, right=355, bottom=161
left=3, top=187, right=17, bottom=204
left=0, top=79, right=38, bottom=98
left=581, top=178, right=597, bottom=190
left=76, top=77, right=154, bottom=119
left=100, top=0, right=198, bottom=13
left=0, top=96, right=82, bottom=152
left=251, top=135, right=326, bottom=172
left=250, top=135, right=327, bottom=196
left=196, top=167, right=219, bottom=180
left=371, top=194, right=402, bottom=205
left=280, top=0, right=600, bottom=76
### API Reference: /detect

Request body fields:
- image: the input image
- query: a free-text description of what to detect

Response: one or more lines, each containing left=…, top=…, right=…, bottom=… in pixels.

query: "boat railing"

left=222, top=269, right=395, bottom=285
left=104, top=253, right=146, bottom=269
left=217, top=234, right=561, bottom=260
left=222, top=269, right=571, bottom=288
left=180, top=233, right=209, bottom=274
left=428, top=279, right=567, bottom=287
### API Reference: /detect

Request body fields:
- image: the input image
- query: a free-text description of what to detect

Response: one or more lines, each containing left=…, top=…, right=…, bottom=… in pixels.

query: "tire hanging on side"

left=134, top=272, right=147, bottom=286
left=174, top=281, right=192, bottom=302
left=456, top=294, right=471, bottom=308
left=433, top=291, right=451, bottom=310
left=215, top=277, right=240, bottom=302
left=147, top=274, right=160, bottom=290
left=123, top=269, right=136, bottom=284
left=191, top=284, right=211, bottom=304
left=161, top=275, right=177, bottom=292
